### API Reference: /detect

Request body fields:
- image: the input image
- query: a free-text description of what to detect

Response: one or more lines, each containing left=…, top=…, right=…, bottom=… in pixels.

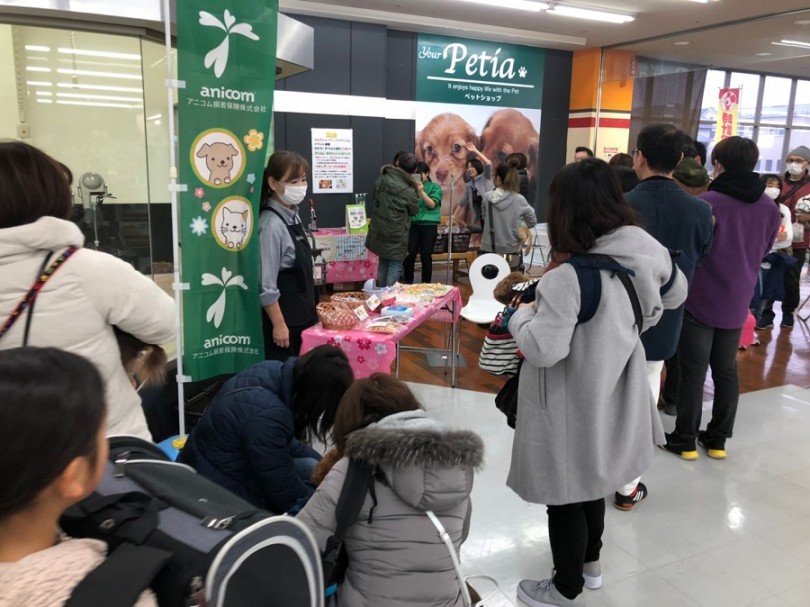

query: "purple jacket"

left=685, top=171, right=780, bottom=329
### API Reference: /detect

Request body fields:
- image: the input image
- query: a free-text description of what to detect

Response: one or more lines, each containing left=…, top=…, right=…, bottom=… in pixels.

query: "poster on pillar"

left=415, top=34, right=543, bottom=246
left=177, top=0, right=278, bottom=380
left=715, top=88, right=740, bottom=143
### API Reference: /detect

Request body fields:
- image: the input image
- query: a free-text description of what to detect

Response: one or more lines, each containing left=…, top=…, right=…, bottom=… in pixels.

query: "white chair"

left=460, top=253, right=511, bottom=324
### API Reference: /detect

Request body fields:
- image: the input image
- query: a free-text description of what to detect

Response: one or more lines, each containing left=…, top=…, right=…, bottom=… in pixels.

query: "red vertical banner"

left=715, top=88, right=739, bottom=143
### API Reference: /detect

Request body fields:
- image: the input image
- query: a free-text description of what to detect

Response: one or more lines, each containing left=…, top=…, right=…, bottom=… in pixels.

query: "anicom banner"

left=177, top=1, right=278, bottom=379
left=415, top=34, right=544, bottom=241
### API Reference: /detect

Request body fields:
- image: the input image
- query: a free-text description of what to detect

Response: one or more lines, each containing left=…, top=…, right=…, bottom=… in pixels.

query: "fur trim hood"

left=344, top=411, right=484, bottom=511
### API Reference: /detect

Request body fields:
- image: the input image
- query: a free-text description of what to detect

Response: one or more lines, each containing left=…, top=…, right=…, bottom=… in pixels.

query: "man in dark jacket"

left=366, top=153, right=419, bottom=286
left=618, top=124, right=713, bottom=510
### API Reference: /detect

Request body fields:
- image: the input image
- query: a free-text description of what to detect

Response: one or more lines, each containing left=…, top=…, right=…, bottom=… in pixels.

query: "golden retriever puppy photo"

left=415, top=113, right=478, bottom=215
left=480, top=109, right=540, bottom=182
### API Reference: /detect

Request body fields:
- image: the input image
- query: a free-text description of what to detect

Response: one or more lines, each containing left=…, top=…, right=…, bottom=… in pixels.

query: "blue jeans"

left=287, top=456, right=320, bottom=515
left=377, top=258, right=403, bottom=287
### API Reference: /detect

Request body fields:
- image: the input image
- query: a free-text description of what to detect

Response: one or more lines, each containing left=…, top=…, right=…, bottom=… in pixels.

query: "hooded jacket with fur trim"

left=296, top=411, right=484, bottom=607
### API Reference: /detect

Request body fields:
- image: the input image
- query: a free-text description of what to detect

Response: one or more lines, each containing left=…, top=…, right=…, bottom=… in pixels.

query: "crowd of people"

left=1, top=124, right=808, bottom=607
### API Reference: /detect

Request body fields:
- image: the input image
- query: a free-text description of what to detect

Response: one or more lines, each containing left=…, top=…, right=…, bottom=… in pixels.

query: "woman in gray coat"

left=297, top=374, right=484, bottom=607
left=508, top=159, right=687, bottom=607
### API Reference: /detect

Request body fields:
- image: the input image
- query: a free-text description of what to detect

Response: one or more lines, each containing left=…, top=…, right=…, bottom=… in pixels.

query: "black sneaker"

left=614, top=482, right=648, bottom=511
left=755, top=318, right=774, bottom=330
left=781, top=314, right=794, bottom=328
left=697, top=430, right=727, bottom=459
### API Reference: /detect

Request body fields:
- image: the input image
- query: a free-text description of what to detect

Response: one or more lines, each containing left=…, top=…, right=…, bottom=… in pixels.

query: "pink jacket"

left=0, top=536, right=156, bottom=607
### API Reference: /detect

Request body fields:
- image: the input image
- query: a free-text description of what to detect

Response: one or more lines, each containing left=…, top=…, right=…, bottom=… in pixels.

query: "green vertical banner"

left=177, top=1, right=277, bottom=379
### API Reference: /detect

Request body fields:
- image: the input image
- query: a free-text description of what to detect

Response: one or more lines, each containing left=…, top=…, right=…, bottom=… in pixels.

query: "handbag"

left=494, top=360, right=521, bottom=429
left=478, top=307, right=520, bottom=376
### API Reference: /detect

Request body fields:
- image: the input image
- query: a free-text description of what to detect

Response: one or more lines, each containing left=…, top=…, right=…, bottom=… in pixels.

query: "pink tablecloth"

left=313, top=227, right=379, bottom=284
left=301, top=287, right=461, bottom=378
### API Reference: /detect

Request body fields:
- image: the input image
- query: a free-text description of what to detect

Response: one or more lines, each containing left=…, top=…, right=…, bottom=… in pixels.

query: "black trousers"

left=402, top=223, right=438, bottom=283
left=783, top=247, right=807, bottom=315
left=547, top=498, right=605, bottom=600
left=669, top=311, right=742, bottom=450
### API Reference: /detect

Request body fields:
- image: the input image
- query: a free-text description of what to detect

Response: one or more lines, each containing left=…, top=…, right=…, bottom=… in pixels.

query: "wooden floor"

left=393, top=272, right=810, bottom=398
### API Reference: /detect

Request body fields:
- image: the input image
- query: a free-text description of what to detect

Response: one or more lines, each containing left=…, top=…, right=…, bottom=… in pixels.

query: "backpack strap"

left=321, top=459, right=375, bottom=586
left=487, top=198, right=496, bottom=253
left=566, top=254, right=643, bottom=333
left=660, top=250, right=679, bottom=296
left=64, top=542, right=171, bottom=607
left=0, top=246, right=78, bottom=344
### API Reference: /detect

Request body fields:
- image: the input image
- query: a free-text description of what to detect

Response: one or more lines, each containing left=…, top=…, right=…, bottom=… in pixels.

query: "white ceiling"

left=279, top=0, right=810, bottom=78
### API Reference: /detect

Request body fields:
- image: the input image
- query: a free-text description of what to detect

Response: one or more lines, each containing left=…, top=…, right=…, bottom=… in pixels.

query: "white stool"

left=460, top=254, right=511, bottom=324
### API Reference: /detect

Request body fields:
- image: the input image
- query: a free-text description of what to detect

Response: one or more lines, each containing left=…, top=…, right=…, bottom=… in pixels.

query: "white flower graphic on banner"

left=199, top=10, right=260, bottom=78
left=202, top=267, right=248, bottom=328
left=190, top=216, right=208, bottom=236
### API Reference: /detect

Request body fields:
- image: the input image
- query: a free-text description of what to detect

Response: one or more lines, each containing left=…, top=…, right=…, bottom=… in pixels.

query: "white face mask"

left=786, top=162, right=806, bottom=177
left=764, top=187, right=781, bottom=200
left=279, top=184, right=307, bottom=206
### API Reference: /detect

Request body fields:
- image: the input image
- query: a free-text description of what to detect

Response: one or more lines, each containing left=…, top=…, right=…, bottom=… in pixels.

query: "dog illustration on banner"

left=191, top=129, right=246, bottom=188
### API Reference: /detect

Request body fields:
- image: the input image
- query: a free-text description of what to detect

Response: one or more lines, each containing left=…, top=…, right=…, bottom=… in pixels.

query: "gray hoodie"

left=480, top=188, right=537, bottom=253
left=297, top=411, right=484, bottom=607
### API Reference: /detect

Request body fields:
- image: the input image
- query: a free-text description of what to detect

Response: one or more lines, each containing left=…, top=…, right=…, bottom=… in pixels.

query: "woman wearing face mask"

left=259, top=151, right=318, bottom=361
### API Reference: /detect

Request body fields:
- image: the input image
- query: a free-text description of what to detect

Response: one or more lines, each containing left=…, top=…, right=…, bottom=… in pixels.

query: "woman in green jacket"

left=402, top=162, right=443, bottom=283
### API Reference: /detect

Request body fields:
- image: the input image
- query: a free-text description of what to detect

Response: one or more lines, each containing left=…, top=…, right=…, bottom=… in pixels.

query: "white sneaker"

left=517, top=579, right=585, bottom=606
left=583, top=561, right=602, bottom=589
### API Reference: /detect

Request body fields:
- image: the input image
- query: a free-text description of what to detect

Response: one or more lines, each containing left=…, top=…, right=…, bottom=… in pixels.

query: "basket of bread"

left=316, top=302, right=358, bottom=331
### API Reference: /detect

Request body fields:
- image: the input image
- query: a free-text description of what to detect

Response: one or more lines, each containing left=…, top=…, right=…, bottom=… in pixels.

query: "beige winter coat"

left=297, top=411, right=484, bottom=607
left=0, top=535, right=156, bottom=607
left=0, top=217, right=175, bottom=439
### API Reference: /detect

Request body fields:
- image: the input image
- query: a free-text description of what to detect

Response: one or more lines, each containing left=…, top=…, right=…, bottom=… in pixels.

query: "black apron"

left=262, top=207, right=318, bottom=359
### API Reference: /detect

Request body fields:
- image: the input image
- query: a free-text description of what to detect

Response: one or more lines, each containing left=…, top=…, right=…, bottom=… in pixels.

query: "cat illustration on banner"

left=220, top=206, right=248, bottom=248
left=211, top=196, right=253, bottom=252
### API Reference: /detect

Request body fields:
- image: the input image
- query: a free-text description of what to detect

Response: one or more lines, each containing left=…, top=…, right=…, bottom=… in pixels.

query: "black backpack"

left=62, top=436, right=325, bottom=607
left=494, top=254, right=645, bottom=428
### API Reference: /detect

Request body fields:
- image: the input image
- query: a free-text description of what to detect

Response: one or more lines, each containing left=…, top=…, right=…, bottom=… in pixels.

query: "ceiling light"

left=25, top=45, right=50, bottom=52
left=794, top=20, right=810, bottom=25
left=779, top=39, right=810, bottom=48
left=56, top=68, right=142, bottom=80
left=547, top=5, right=634, bottom=24
left=771, top=40, right=810, bottom=49
left=457, top=0, right=549, bottom=11
left=26, top=80, right=52, bottom=87
left=754, top=52, right=772, bottom=56
left=673, top=41, right=691, bottom=46
left=35, top=91, right=52, bottom=96
left=56, top=92, right=143, bottom=102
left=57, top=47, right=141, bottom=61
left=57, top=82, right=143, bottom=93
left=55, top=100, right=141, bottom=109
left=37, top=99, right=53, bottom=104
left=26, top=66, right=51, bottom=72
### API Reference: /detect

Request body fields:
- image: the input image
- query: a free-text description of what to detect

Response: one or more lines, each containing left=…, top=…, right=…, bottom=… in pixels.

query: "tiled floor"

left=410, top=382, right=810, bottom=607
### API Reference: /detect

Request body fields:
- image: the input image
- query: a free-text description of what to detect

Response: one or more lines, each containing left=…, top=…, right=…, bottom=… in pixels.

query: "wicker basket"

left=316, top=302, right=358, bottom=330
left=330, top=291, right=368, bottom=311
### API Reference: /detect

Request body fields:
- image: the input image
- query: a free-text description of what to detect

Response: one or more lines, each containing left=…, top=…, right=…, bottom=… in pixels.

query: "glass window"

left=756, top=127, right=784, bottom=173
left=729, top=72, right=760, bottom=122
left=789, top=129, right=810, bottom=154
left=760, top=76, right=792, bottom=125
left=794, top=81, right=810, bottom=127
left=699, top=69, right=726, bottom=122
left=0, top=24, right=172, bottom=278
